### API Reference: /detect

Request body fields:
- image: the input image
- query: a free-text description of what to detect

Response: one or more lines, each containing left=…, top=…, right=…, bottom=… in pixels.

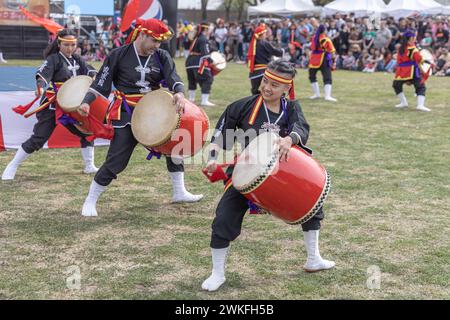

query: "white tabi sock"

left=2, top=147, right=30, bottom=180
left=202, top=246, right=229, bottom=291
left=303, top=230, right=335, bottom=272
left=81, top=146, right=98, bottom=174
left=81, top=180, right=107, bottom=217
left=170, top=171, right=203, bottom=203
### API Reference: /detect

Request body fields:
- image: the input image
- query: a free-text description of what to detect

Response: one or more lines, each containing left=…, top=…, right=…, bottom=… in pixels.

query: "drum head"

left=56, top=75, right=93, bottom=112
left=211, top=51, right=227, bottom=70
left=131, top=90, right=179, bottom=147
left=232, top=131, right=279, bottom=191
left=420, top=49, right=434, bottom=76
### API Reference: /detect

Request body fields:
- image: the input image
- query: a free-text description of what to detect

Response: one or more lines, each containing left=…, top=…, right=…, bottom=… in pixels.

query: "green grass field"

left=0, top=59, right=449, bottom=300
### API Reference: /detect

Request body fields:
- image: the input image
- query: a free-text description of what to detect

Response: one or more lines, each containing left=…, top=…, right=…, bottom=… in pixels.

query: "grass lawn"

left=0, top=58, right=449, bottom=299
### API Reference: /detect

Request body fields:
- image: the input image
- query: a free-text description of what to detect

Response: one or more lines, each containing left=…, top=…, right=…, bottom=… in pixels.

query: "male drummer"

left=247, top=23, right=283, bottom=95
left=78, top=18, right=203, bottom=217
left=393, top=29, right=431, bottom=112
left=185, top=22, right=215, bottom=106
left=202, top=59, right=335, bottom=292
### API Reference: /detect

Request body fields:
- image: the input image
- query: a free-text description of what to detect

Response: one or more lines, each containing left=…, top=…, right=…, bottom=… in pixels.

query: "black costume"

left=86, top=42, right=186, bottom=187
left=248, top=41, right=283, bottom=95
left=22, top=52, right=97, bottom=154
left=185, top=33, right=214, bottom=94
left=208, top=95, right=324, bottom=249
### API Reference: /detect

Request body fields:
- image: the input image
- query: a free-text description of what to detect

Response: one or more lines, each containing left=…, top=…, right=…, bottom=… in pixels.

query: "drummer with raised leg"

left=202, top=60, right=335, bottom=292
left=78, top=18, right=203, bottom=217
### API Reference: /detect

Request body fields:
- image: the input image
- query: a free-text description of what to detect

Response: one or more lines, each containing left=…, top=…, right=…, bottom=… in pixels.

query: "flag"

left=19, top=5, right=63, bottom=35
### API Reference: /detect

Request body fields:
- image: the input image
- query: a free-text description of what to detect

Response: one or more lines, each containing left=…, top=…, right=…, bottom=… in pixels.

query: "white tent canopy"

left=323, top=0, right=387, bottom=17
left=383, top=0, right=443, bottom=18
left=247, top=0, right=320, bottom=17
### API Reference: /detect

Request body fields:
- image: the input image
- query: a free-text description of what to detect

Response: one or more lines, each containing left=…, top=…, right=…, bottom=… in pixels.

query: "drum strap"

left=21, top=82, right=63, bottom=118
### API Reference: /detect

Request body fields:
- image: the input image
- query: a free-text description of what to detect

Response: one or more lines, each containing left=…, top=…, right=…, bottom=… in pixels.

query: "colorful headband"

left=403, top=30, right=417, bottom=38
left=264, top=69, right=296, bottom=100
left=58, top=36, right=77, bottom=43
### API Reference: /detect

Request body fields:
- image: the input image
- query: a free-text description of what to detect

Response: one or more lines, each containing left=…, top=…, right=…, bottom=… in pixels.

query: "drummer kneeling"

left=202, top=60, right=335, bottom=292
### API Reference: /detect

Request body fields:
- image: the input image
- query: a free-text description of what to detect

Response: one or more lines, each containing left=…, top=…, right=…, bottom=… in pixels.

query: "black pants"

left=393, top=79, right=426, bottom=96
left=309, top=63, right=332, bottom=85
left=94, top=124, right=184, bottom=187
left=186, top=68, right=213, bottom=94
left=250, top=76, right=263, bottom=95
left=22, top=107, right=93, bottom=154
left=210, top=185, right=324, bottom=249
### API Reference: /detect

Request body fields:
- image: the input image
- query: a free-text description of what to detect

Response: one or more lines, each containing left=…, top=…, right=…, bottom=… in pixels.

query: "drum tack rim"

left=285, top=171, right=331, bottom=225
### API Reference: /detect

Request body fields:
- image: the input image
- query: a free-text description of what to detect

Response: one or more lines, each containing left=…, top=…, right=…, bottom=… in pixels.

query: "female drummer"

left=78, top=18, right=203, bottom=218
left=202, top=59, right=335, bottom=292
left=393, top=29, right=431, bottom=112
left=2, top=29, right=98, bottom=181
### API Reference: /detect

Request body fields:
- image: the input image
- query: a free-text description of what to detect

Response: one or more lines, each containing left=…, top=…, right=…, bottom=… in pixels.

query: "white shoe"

left=303, top=230, right=335, bottom=273
left=201, top=101, right=216, bottom=107
left=201, top=94, right=215, bottom=106
left=2, top=163, right=18, bottom=180
left=81, top=180, right=106, bottom=217
left=83, top=165, right=98, bottom=174
left=170, top=171, right=203, bottom=203
left=324, top=96, right=337, bottom=102
left=201, top=247, right=229, bottom=292
left=1, top=147, right=30, bottom=180
left=188, top=90, right=196, bottom=102
left=303, top=258, right=336, bottom=272
left=81, top=147, right=98, bottom=174
left=324, top=84, right=337, bottom=102
left=416, top=105, right=431, bottom=112
left=81, top=200, right=98, bottom=217
left=395, top=92, right=408, bottom=108
left=310, top=82, right=321, bottom=100
left=172, top=192, right=204, bottom=203
left=201, top=274, right=226, bottom=292
left=416, top=96, right=430, bottom=112
left=0, top=52, right=7, bottom=64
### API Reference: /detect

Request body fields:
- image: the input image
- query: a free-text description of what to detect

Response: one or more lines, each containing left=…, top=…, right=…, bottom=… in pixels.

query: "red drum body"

left=131, top=89, right=209, bottom=157
left=56, top=75, right=109, bottom=135
left=232, top=132, right=331, bottom=225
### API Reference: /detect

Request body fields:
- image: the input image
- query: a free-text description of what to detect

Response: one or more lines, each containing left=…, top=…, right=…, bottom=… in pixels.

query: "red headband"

left=264, top=69, right=296, bottom=100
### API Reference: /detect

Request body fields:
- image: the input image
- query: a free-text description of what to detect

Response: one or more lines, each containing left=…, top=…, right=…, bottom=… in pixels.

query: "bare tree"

left=234, top=0, right=247, bottom=21
left=201, top=0, right=208, bottom=21
left=223, top=0, right=234, bottom=22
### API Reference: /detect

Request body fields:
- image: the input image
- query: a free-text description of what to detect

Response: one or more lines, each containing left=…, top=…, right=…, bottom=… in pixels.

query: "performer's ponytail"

left=43, top=29, right=77, bottom=59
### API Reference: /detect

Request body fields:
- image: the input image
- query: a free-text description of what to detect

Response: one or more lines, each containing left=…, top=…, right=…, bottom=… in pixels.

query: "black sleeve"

left=287, top=100, right=310, bottom=148
left=210, top=101, right=242, bottom=151
left=35, top=54, right=57, bottom=86
left=88, top=49, right=119, bottom=98
left=74, top=55, right=97, bottom=77
left=263, top=41, right=283, bottom=57
left=159, top=49, right=184, bottom=93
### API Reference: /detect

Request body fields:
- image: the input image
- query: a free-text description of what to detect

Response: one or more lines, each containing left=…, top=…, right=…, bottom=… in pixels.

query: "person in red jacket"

left=393, top=30, right=431, bottom=112
left=308, top=24, right=337, bottom=102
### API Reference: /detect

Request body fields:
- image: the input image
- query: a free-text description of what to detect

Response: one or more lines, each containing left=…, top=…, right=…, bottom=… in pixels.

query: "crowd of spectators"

left=66, top=14, right=450, bottom=78
left=175, top=14, right=450, bottom=77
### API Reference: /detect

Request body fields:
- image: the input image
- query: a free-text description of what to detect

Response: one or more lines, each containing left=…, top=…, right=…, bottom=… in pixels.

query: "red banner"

left=19, top=5, right=63, bottom=34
